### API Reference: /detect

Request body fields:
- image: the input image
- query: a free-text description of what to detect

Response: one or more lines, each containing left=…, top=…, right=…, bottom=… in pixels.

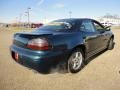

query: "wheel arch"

left=71, top=44, right=87, bottom=59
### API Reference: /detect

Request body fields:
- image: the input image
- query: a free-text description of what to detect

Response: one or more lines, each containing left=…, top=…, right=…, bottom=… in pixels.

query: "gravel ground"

left=0, top=28, right=120, bottom=90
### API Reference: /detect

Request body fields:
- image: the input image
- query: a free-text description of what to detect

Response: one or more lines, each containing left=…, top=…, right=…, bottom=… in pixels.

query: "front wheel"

left=68, top=49, right=84, bottom=73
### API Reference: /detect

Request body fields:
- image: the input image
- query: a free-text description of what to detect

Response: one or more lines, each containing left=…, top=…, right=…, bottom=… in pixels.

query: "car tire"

left=68, top=48, right=84, bottom=73
left=108, top=38, right=114, bottom=50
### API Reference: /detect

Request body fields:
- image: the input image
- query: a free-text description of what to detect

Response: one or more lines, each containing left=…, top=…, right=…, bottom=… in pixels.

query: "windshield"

left=38, top=21, right=72, bottom=31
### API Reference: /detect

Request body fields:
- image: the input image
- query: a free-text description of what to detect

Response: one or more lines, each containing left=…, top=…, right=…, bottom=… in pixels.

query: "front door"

left=80, top=20, right=102, bottom=54
left=92, top=20, right=108, bottom=49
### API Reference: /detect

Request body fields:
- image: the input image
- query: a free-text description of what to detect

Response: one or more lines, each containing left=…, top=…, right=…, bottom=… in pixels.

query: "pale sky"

left=0, top=0, right=120, bottom=23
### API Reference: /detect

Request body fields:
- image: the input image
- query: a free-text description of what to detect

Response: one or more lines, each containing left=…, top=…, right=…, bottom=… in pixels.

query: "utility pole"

left=15, top=17, right=18, bottom=27
left=25, top=7, right=31, bottom=28
left=69, top=11, right=72, bottom=18
left=19, top=14, right=22, bottom=27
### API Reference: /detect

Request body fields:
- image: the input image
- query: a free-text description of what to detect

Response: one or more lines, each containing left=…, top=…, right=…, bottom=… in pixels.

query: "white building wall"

left=97, top=17, right=120, bottom=26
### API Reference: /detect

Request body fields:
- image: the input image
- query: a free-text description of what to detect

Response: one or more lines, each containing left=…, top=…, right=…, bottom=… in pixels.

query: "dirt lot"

left=0, top=28, right=120, bottom=90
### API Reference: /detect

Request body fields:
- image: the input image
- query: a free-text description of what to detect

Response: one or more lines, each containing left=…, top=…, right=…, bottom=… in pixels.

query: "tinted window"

left=38, top=21, right=72, bottom=31
left=80, top=20, right=95, bottom=32
left=93, top=21, right=104, bottom=31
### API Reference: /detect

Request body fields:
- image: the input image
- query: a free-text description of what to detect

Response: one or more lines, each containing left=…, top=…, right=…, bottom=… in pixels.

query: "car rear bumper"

left=10, top=45, right=69, bottom=73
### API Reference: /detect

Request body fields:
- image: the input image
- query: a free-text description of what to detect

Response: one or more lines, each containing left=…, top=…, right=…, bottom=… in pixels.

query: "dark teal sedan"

left=10, top=18, right=115, bottom=73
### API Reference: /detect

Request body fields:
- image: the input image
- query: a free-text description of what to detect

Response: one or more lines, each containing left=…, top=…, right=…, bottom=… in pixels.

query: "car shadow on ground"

left=85, top=49, right=107, bottom=65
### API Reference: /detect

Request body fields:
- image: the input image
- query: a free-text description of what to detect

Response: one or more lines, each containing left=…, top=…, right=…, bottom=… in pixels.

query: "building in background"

left=10, top=22, right=43, bottom=28
left=97, top=14, right=120, bottom=26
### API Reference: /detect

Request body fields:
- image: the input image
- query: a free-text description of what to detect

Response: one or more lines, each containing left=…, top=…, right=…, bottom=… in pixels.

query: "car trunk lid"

left=13, top=32, right=53, bottom=48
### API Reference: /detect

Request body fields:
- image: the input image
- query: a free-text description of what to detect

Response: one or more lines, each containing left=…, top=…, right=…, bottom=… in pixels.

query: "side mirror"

left=105, top=26, right=111, bottom=31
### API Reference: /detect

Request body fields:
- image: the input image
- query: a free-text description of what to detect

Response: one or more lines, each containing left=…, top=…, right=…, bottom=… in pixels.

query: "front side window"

left=93, top=21, right=104, bottom=31
left=80, top=20, right=95, bottom=32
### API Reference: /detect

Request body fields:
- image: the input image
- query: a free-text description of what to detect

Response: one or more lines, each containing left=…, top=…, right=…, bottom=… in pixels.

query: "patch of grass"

left=9, top=27, right=33, bottom=31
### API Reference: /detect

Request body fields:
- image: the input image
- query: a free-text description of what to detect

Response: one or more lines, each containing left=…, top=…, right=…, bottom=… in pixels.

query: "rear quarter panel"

left=48, top=31, right=84, bottom=51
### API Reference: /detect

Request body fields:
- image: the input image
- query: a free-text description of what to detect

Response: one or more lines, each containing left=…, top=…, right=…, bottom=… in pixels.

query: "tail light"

left=27, top=38, right=51, bottom=50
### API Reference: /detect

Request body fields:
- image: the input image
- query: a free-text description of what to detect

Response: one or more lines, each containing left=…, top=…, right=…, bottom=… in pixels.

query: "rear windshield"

left=38, top=21, right=72, bottom=31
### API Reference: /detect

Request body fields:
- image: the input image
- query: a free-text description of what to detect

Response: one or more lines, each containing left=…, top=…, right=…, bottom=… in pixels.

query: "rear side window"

left=80, top=20, right=95, bottom=32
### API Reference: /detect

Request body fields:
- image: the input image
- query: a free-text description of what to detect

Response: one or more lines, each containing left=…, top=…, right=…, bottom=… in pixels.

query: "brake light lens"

left=27, top=38, right=50, bottom=50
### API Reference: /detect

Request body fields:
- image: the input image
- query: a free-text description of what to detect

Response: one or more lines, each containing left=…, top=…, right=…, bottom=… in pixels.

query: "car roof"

left=53, top=18, right=95, bottom=22
left=65, top=18, right=94, bottom=20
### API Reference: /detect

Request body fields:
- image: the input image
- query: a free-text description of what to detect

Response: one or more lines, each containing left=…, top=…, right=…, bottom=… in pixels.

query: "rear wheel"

left=108, top=38, right=114, bottom=50
left=68, top=49, right=84, bottom=73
